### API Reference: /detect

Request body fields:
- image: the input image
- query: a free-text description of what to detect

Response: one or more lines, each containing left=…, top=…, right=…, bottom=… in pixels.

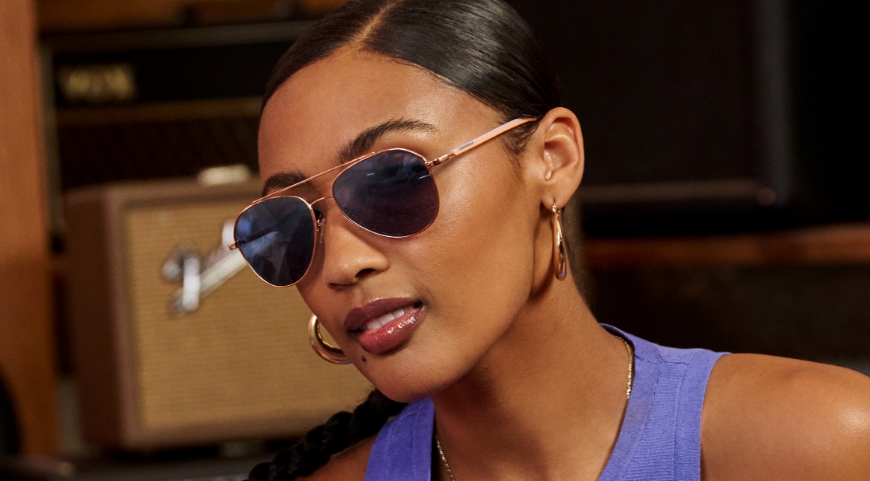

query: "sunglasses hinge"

left=429, top=154, right=453, bottom=167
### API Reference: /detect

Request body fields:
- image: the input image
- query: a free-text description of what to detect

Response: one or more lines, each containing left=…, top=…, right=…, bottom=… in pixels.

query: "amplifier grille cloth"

left=124, top=200, right=372, bottom=430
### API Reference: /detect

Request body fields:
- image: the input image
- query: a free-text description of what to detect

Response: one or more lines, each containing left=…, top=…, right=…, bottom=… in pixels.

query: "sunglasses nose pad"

left=311, top=205, right=328, bottom=244
left=317, top=217, right=325, bottom=244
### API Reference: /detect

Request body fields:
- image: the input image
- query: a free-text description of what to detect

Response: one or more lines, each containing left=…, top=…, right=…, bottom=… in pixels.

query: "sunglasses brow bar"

left=259, top=118, right=536, bottom=201
left=239, top=116, right=536, bottom=219
left=259, top=118, right=536, bottom=203
left=229, top=118, right=536, bottom=251
left=254, top=153, right=375, bottom=205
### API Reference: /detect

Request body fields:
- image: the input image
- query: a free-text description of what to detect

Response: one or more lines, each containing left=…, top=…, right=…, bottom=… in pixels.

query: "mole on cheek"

left=362, top=355, right=367, bottom=363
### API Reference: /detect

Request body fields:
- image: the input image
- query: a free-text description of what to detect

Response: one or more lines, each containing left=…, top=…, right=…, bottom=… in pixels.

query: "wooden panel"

left=296, top=0, right=348, bottom=13
left=585, top=222, right=870, bottom=268
left=0, top=0, right=59, bottom=455
left=590, top=264, right=870, bottom=360
left=37, top=0, right=349, bottom=31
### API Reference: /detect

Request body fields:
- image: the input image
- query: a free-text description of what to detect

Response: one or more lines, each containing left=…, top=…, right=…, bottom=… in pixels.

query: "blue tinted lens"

left=333, top=150, right=438, bottom=237
left=234, top=197, right=315, bottom=286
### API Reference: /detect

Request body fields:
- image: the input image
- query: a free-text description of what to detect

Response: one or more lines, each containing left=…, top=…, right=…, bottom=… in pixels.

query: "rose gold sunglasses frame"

left=229, top=117, right=535, bottom=287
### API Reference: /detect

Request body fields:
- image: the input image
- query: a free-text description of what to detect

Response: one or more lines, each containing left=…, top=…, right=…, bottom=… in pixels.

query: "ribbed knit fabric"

left=363, top=327, right=726, bottom=480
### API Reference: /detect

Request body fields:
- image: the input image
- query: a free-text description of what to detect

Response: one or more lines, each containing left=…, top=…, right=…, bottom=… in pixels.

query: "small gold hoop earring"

left=551, top=203, right=569, bottom=281
left=308, top=314, right=350, bottom=364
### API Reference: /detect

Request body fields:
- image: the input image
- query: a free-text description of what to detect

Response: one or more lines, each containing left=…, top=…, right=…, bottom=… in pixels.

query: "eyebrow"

left=262, top=118, right=435, bottom=195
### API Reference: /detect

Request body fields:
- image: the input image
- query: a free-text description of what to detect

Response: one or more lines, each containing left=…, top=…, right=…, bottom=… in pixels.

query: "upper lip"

left=344, top=298, right=420, bottom=332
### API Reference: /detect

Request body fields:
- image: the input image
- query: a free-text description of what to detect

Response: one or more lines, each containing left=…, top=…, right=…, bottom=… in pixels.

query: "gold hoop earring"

left=551, top=203, right=569, bottom=281
left=308, top=314, right=350, bottom=364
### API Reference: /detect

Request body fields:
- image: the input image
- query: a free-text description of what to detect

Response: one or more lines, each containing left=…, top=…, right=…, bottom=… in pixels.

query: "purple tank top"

left=363, top=327, right=726, bottom=480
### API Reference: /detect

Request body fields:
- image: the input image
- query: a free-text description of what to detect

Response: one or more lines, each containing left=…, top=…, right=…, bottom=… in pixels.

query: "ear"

left=523, top=107, right=585, bottom=210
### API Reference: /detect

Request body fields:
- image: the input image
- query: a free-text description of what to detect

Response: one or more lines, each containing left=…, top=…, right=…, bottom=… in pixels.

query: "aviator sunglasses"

left=230, top=117, right=535, bottom=287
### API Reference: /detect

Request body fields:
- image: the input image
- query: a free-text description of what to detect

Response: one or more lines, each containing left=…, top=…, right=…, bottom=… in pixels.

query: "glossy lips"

left=344, top=298, right=424, bottom=355
left=364, top=306, right=411, bottom=331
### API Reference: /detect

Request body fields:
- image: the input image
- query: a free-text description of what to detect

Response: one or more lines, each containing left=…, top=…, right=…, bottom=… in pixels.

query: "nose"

left=316, top=204, right=389, bottom=287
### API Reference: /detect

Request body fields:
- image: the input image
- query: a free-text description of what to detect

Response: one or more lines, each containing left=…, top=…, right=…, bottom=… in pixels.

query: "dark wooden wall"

left=0, top=0, right=59, bottom=455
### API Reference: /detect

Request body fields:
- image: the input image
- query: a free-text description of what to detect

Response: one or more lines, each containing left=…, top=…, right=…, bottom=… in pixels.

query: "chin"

left=362, top=354, right=461, bottom=404
left=365, top=372, right=437, bottom=403
left=376, top=386, right=431, bottom=404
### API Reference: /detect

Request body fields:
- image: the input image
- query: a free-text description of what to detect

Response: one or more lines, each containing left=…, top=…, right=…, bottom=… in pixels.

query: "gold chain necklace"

left=621, top=336, right=634, bottom=398
left=434, top=336, right=634, bottom=481
left=435, top=436, right=457, bottom=481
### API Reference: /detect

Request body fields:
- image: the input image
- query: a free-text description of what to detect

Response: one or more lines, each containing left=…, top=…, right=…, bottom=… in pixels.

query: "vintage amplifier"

left=64, top=178, right=372, bottom=450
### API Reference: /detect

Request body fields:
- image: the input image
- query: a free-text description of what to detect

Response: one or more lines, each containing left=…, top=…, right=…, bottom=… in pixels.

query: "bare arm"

left=702, top=354, right=870, bottom=481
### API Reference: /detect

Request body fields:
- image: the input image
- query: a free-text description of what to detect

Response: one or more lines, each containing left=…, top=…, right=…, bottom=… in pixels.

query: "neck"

left=430, top=280, right=631, bottom=481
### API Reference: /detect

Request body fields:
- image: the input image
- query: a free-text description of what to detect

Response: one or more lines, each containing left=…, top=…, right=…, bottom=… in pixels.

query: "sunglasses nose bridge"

left=309, top=196, right=332, bottom=208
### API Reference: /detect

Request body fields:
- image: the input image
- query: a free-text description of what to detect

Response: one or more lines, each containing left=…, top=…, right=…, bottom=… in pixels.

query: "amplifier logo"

left=162, top=220, right=247, bottom=316
left=56, top=63, right=136, bottom=104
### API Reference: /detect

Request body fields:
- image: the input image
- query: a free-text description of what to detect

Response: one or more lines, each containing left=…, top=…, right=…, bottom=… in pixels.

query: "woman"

left=233, top=0, right=870, bottom=479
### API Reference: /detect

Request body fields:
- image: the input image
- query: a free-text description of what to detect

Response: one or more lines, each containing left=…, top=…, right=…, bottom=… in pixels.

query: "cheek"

left=408, top=162, right=536, bottom=339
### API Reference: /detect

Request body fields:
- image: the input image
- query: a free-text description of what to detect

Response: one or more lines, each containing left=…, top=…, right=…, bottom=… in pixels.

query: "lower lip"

left=355, top=307, right=424, bottom=355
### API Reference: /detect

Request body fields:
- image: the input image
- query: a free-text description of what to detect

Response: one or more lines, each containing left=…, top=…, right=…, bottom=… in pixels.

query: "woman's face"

left=259, top=49, right=548, bottom=402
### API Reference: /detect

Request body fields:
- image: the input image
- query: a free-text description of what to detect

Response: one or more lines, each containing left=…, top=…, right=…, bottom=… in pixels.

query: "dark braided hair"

left=250, top=0, right=562, bottom=479
left=249, top=390, right=405, bottom=480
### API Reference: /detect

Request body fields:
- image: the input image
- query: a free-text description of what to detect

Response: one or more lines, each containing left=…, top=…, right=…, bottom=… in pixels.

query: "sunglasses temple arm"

left=429, top=118, right=536, bottom=167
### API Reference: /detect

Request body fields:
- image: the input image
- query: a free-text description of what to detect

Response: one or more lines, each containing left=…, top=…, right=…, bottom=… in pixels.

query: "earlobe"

left=534, top=107, right=585, bottom=208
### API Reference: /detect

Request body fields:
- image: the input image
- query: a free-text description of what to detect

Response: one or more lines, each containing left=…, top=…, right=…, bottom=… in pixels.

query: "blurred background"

left=0, top=0, right=866, bottom=479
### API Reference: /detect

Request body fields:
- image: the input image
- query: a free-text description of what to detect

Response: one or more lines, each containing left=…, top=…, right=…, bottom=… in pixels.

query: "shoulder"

left=701, top=353, right=870, bottom=481
left=297, top=436, right=375, bottom=481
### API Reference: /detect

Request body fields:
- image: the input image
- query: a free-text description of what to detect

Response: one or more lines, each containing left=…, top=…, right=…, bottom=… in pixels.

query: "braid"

left=248, top=389, right=407, bottom=481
